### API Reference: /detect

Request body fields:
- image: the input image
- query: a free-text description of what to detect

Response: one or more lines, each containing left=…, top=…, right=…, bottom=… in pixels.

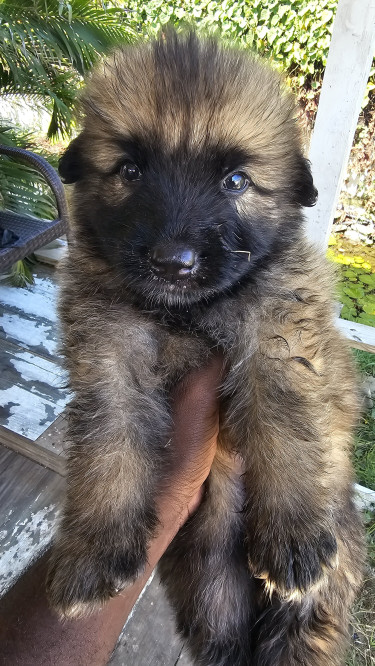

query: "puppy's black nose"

left=151, top=244, right=197, bottom=278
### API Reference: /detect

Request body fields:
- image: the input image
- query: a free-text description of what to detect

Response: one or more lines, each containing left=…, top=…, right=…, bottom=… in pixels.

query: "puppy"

left=47, top=31, right=364, bottom=665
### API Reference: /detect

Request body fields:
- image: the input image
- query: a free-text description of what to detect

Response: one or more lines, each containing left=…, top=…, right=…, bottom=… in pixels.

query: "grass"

left=327, top=238, right=375, bottom=327
left=346, top=349, right=375, bottom=666
left=353, top=350, right=375, bottom=492
left=347, top=571, right=375, bottom=666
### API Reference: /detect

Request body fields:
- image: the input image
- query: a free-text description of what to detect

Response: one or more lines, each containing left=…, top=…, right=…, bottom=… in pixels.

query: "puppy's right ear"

left=59, top=135, right=84, bottom=184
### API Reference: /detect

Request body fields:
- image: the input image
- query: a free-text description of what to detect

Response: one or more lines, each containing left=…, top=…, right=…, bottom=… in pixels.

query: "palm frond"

left=0, top=157, right=57, bottom=218
left=0, top=0, right=134, bottom=137
left=0, top=124, right=58, bottom=219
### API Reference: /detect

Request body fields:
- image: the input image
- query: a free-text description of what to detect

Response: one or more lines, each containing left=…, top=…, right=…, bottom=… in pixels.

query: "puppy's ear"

left=293, top=156, right=318, bottom=207
left=59, top=135, right=85, bottom=184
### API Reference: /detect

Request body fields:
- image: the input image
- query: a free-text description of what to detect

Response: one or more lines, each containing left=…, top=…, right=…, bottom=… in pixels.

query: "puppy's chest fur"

left=62, top=239, right=332, bottom=395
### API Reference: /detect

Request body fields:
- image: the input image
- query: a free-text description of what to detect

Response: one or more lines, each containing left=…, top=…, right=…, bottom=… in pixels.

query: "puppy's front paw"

left=248, top=527, right=338, bottom=600
left=47, top=539, right=147, bottom=618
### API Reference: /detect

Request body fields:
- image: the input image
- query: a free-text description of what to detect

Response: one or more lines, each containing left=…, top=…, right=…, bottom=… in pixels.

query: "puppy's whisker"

left=229, top=250, right=251, bottom=262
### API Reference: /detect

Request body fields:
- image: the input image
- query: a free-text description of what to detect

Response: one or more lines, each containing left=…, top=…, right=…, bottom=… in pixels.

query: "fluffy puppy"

left=47, top=31, right=364, bottom=666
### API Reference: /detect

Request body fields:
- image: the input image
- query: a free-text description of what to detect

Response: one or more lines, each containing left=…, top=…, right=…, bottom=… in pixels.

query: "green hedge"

left=126, top=0, right=336, bottom=81
left=125, top=0, right=374, bottom=98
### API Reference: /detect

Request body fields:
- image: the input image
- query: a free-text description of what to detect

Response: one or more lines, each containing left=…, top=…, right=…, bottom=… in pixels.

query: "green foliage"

left=126, top=0, right=338, bottom=79
left=0, top=0, right=134, bottom=138
left=5, top=257, right=36, bottom=287
left=339, top=264, right=375, bottom=327
left=327, top=249, right=375, bottom=327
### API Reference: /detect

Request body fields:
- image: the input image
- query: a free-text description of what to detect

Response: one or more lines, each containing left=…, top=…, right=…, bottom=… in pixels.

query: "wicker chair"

left=0, top=145, right=69, bottom=272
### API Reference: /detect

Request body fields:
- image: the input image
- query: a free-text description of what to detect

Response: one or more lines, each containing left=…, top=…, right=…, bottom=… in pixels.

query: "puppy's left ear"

left=293, top=156, right=318, bottom=207
left=59, top=135, right=85, bottom=184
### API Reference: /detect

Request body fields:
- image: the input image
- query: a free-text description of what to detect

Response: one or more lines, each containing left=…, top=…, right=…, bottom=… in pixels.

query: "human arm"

left=0, top=355, right=222, bottom=666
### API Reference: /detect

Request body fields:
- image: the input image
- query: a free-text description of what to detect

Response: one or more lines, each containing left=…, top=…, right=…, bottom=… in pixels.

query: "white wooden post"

left=304, top=0, right=375, bottom=250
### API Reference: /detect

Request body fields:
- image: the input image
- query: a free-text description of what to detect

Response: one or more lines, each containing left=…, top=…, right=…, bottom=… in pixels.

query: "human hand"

left=157, top=353, right=224, bottom=525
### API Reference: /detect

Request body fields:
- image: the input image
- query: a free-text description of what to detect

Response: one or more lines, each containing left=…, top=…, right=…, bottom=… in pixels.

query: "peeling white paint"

left=0, top=383, right=67, bottom=410
left=0, top=504, right=59, bottom=596
left=0, top=277, right=58, bottom=322
left=10, top=351, right=66, bottom=387
left=0, top=313, right=57, bottom=356
left=0, top=384, right=67, bottom=440
left=0, top=268, right=70, bottom=438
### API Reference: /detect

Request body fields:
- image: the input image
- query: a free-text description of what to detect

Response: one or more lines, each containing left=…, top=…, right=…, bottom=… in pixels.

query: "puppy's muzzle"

left=150, top=244, right=197, bottom=280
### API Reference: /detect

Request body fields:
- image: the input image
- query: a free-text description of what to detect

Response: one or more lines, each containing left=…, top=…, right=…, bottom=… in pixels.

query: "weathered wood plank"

left=35, top=413, right=67, bottom=457
left=0, top=263, right=70, bottom=459
left=0, top=445, right=64, bottom=596
left=0, top=268, right=60, bottom=360
left=0, top=339, right=69, bottom=440
left=0, top=413, right=67, bottom=476
left=305, top=0, right=375, bottom=248
left=0, top=307, right=59, bottom=359
left=0, top=265, right=61, bottom=363
left=109, top=573, right=184, bottom=666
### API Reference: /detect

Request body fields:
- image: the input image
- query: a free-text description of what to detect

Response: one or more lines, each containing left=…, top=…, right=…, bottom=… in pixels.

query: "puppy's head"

left=61, top=32, right=317, bottom=308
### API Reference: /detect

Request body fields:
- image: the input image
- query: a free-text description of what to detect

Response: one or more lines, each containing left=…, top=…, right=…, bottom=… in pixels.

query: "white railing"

left=304, top=0, right=375, bottom=353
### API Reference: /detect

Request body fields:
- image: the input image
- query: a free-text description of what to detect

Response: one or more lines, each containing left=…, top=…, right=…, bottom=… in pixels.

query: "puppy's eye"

left=120, top=161, right=142, bottom=182
left=222, top=172, right=251, bottom=193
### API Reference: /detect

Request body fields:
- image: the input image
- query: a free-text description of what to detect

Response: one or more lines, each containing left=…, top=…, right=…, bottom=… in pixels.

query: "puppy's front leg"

left=224, top=330, right=358, bottom=601
left=47, top=325, right=169, bottom=618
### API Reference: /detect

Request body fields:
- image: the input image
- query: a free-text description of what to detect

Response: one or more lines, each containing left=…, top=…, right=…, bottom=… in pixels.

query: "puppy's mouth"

left=150, top=272, right=197, bottom=287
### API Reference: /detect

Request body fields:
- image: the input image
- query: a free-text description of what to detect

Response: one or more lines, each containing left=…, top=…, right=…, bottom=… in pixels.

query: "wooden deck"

left=0, top=262, right=191, bottom=664
left=0, top=444, right=65, bottom=596
left=0, top=264, right=68, bottom=472
left=0, top=264, right=68, bottom=593
left=109, top=573, right=192, bottom=666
